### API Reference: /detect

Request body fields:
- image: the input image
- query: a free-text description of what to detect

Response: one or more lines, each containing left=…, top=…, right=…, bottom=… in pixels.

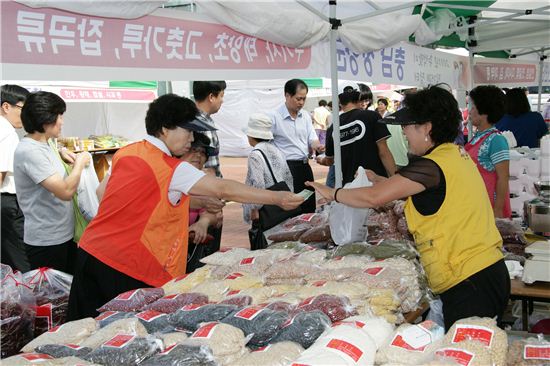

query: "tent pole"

left=468, top=51, right=475, bottom=141
left=329, top=0, right=343, bottom=189
left=537, top=52, right=545, bottom=113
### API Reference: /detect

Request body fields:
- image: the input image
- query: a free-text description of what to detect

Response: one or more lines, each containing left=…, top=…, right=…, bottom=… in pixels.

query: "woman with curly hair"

left=466, top=85, right=511, bottom=218
left=306, top=85, right=509, bottom=330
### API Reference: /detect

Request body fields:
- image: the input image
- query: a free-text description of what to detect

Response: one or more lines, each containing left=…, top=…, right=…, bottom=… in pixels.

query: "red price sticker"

left=452, top=325, right=494, bottom=347
left=21, top=353, right=54, bottom=361
left=326, top=339, right=363, bottom=363
left=225, top=272, right=244, bottom=280
left=103, top=334, right=135, bottom=348
left=364, top=267, right=385, bottom=276
left=95, top=311, right=118, bottom=321
left=181, top=304, right=204, bottom=311
left=115, top=289, right=139, bottom=301
left=234, top=306, right=264, bottom=320
left=436, top=348, right=474, bottom=366
left=240, top=257, right=255, bottom=265
left=192, top=322, right=218, bottom=339
left=524, top=345, right=550, bottom=360
left=136, top=310, right=164, bottom=322
left=390, top=335, right=427, bottom=352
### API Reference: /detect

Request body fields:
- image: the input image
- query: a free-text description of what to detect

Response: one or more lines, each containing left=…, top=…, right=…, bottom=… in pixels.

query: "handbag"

left=254, top=149, right=301, bottom=230
left=248, top=219, right=268, bottom=250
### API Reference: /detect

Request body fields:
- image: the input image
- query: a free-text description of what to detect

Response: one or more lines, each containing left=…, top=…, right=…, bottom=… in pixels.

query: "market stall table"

left=74, top=147, right=119, bottom=181
left=510, top=279, right=550, bottom=331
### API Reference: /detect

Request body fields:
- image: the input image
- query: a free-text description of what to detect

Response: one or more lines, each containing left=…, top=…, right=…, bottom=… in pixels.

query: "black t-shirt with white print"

left=326, top=108, right=391, bottom=185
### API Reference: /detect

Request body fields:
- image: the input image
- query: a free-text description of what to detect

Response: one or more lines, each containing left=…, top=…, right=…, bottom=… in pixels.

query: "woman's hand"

left=203, top=197, right=225, bottom=214
left=189, top=221, right=208, bottom=244
left=305, top=181, right=335, bottom=202
left=275, top=191, right=304, bottom=210
left=59, top=148, right=76, bottom=164
left=365, top=169, right=386, bottom=185
left=75, top=152, right=91, bottom=168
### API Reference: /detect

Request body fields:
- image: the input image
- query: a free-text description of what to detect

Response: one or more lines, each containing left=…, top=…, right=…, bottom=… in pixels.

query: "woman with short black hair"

left=466, top=85, right=511, bottom=218
left=14, top=91, right=90, bottom=273
left=496, top=87, right=548, bottom=147
left=307, top=85, right=510, bottom=330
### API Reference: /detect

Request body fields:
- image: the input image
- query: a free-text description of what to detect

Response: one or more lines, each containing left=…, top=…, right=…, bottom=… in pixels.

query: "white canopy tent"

left=7, top=0, right=550, bottom=187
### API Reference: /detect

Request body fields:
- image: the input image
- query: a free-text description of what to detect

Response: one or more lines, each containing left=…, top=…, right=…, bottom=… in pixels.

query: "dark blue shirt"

left=496, top=112, right=548, bottom=148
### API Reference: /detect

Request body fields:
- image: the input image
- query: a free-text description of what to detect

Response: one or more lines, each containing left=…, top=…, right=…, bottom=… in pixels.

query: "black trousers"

left=1, top=194, right=30, bottom=272
left=67, top=249, right=149, bottom=320
left=25, top=239, right=76, bottom=274
left=287, top=160, right=316, bottom=213
left=440, top=259, right=510, bottom=331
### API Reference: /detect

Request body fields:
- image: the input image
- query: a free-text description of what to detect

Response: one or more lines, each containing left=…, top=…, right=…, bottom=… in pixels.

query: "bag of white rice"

left=229, top=341, right=304, bottom=366
left=21, top=318, right=97, bottom=352
left=375, top=320, right=444, bottom=365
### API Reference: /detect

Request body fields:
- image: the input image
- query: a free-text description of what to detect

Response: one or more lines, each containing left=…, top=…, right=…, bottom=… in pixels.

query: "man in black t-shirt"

left=318, top=90, right=396, bottom=185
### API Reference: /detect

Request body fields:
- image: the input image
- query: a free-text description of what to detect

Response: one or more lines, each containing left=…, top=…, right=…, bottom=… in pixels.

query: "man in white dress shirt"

left=1, top=84, right=30, bottom=272
left=269, top=79, right=324, bottom=213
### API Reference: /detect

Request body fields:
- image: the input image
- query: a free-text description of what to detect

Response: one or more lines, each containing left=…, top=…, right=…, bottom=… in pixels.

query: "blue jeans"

left=326, top=165, right=335, bottom=188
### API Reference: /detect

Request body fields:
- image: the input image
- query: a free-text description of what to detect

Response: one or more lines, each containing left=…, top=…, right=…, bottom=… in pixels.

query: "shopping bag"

left=329, top=166, right=372, bottom=245
left=76, top=153, right=100, bottom=221
left=248, top=219, right=268, bottom=250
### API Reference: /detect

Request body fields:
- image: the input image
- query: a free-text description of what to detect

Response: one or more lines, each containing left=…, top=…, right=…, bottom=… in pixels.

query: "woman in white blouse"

left=243, top=113, right=294, bottom=224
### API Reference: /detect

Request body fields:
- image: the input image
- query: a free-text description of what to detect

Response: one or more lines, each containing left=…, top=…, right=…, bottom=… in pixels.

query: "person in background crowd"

left=357, top=83, right=374, bottom=110
left=377, top=98, right=390, bottom=117
left=1, top=84, right=31, bottom=272
left=386, top=93, right=409, bottom=168
left=466, top=85, right=511, bottom=219
left=306, top=85, right=510, bottom=331
left=496, top=88, right=548, bottom=148
left=312, top=99, right=330, bottom=146
left=543, top=97, right=550, bottom=122
left=269, top=79, right=324, bottom=213
left=193, top=80, right=227, bottom=255
left=14, top=91, right=90, bottom=274
left=243, top=113, right=294, bottom=249
left=317, top=88, right=396, bottom=185
left=68, top=94, right=303, bottom=320
left=180, top=133, right=220, bottom=273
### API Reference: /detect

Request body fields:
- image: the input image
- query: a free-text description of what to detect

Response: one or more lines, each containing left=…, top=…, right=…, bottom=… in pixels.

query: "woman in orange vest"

left=306, top=86, right=509, bottom=330
left=68, top=94, right=303, bottom=320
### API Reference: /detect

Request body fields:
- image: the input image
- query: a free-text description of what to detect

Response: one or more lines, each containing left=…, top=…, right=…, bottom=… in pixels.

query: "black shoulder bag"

left=255, top=149, right=301, bottom=230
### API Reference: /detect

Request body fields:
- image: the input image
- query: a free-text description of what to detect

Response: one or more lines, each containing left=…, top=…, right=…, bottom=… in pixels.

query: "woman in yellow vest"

left=306, top=85, right=509, bottom=330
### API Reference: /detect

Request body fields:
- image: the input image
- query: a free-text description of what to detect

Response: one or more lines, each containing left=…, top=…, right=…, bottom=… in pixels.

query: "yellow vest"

left=404, top=143, right=503, bottom=294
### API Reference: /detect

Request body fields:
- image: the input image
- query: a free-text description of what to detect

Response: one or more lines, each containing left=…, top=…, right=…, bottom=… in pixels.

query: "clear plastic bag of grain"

left=375, top=320, right=445, bottom=365
left=200, top=248, right=252, bottom=266
left=433, top=340, right=493, bottom=366
left=228, top=341, right=304, bottom=366
left=80, top=318, right=148, bottom=349
left=83, top=334, right=162, bottom=366
left=189, top=281, right=229, bottom=302
left=161, top=266, right=213, bottom=295
left=21, top=317, right=98, bottom=352
left=140, top=343, right=216, bottom=366
left=506, top=335, right=550, bottom=366
left=184, top=322, right=248, bottom=363
left=443, top=316, right=508, bottom=366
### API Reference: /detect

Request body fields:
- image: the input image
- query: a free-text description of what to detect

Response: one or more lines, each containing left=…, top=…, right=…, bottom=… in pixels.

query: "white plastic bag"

left=76, top=152, right=100, bottom=221
left=329, top=167, right=372, bottom=245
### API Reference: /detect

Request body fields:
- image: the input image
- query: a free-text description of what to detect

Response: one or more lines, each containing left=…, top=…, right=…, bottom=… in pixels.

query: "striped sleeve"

left=488, top=134, right=510, bottom=165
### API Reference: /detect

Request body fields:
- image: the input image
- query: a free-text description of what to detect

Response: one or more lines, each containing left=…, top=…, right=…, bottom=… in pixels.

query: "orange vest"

left=79, top=140, right=189, bottom=287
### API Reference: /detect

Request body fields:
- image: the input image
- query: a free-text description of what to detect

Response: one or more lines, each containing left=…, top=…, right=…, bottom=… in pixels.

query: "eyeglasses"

left=12, top=104, right=23, bottom=110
